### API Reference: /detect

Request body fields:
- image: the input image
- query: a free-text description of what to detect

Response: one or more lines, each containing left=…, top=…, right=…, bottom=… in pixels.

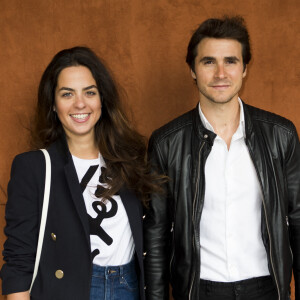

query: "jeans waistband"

left=92, top=259, right=136, bottom=277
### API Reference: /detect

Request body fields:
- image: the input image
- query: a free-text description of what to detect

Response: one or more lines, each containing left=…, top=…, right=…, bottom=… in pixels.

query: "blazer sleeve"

left=0, top=151, right=45, bottom=295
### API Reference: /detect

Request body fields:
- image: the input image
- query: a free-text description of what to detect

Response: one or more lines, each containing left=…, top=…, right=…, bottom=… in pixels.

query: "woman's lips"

left=70, top=113, right=91, bottom=122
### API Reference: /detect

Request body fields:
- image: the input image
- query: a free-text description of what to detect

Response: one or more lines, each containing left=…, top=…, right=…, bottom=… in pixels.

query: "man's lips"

left=210, top=83, right=231, bottom=90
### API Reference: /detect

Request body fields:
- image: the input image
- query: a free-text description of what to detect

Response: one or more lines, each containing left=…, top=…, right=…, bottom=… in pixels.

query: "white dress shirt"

left=199, top=98, right=269, bottom=282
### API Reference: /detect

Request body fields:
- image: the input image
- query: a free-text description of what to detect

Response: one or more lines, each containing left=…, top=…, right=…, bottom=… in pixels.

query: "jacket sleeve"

left=0, top=152, right=44, bottom=295
left=144, top=134, right=171, bottom=300
left=286, top=125, right=300, bottom=300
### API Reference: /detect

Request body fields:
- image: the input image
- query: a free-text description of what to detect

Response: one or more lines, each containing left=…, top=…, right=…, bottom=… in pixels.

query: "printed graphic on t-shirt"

left=72, top=155, right=134, bottom=266
left=80, top=166, right=119, bottom=260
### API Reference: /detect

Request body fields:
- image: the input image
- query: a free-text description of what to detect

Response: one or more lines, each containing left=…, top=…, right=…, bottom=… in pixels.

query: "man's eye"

left=204, top=60, right=213, bottom=65
left=226, top=59, right=236, bottom=64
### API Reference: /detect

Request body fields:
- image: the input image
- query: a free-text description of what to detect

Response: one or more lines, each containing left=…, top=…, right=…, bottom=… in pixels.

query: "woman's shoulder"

left=11, top=150, right=46, bottom=176
left=8, top=150, right=47, bottom=198
left=13, top=149, right=45, bottom=164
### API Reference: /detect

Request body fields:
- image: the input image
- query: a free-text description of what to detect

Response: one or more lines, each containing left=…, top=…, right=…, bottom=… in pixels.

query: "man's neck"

left=200, top=97, right=240, bottom=149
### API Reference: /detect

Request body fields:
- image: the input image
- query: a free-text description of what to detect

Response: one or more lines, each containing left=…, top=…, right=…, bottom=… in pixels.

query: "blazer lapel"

left=119, top=188, right=143, bottom=266
left=64, top=154, right=91, bottom=246
left=52, top=136, right=90, bottom=246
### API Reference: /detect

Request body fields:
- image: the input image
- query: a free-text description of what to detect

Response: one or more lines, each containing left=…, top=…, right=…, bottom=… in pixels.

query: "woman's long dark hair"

left=31, top=46, right=163, bottom=205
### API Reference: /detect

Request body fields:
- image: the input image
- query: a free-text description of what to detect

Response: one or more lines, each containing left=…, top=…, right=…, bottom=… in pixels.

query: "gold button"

left=55, top=270, right=64, bottom=279
left=51, top=233, right=57, bottom=241
left=143, top=252, right=147, bottom=256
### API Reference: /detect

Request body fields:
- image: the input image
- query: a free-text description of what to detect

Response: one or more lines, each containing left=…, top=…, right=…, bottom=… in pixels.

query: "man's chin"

left=204, top=96, right=236, bottom=105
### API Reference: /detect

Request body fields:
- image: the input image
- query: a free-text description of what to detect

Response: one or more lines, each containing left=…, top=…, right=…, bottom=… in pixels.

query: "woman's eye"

left=86, top=91, right=96, bottom=96
left=62, top=92, right=72, bottom=97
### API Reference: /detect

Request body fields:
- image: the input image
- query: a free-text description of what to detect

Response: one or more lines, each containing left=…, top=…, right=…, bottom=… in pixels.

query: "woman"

left=1, top=47, right=160, bottom=300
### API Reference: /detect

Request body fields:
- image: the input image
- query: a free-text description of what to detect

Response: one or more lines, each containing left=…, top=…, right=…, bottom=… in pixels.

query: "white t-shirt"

left=72, top=154, right=135, bottom=266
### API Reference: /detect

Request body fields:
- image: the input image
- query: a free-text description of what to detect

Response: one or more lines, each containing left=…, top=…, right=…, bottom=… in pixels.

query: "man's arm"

left=144, top=135, right=171, bottom=300
left=286, top=125, right=300, bottom=300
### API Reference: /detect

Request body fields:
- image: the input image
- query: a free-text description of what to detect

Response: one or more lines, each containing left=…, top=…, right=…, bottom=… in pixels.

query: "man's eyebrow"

left=199, top=56, right=216, bottom=62
left=199, top=56, right=240, bottom=63
left=225, top=56, right=240, bottom=61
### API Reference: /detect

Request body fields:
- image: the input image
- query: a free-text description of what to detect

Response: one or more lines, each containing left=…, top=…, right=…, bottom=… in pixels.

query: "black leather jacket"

left=144, top=102, right=300, bottom=300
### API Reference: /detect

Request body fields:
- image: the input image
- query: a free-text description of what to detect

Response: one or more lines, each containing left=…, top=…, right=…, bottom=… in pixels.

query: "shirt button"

left=143, top=252, right=147, bottom=256
left=142, top=215, right=146, bottom=219
left=55, top=270, right=64, bottom=279
left=51, top=233, right=57, bottom=241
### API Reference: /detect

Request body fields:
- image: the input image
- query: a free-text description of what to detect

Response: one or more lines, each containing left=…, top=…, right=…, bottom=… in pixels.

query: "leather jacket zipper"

left=286, top=216, right=294, bottom=261
left=169, top=221, right=175, bottom=276
left=189, top=140, right=206, bottom=299
left=247, top=145, right=280, bottom=299
left=261, top=192, right=280, bottom=299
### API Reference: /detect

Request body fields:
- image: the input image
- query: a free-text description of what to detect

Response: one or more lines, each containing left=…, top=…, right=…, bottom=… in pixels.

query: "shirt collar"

left=198, top=97, right=246, bottom=138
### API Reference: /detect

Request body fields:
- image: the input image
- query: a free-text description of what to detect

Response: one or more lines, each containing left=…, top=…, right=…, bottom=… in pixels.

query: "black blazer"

left=1, top=138, right=145, bottom=300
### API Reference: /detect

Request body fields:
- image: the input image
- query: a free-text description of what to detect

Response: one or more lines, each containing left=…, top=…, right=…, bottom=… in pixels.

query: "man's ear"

left=242, top=65, right=247, bottom=78
left=191, top=69, right=197, bottom=79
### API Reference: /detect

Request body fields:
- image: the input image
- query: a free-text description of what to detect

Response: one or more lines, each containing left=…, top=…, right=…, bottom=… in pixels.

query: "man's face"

left=191, top=38, right=247, bottom=105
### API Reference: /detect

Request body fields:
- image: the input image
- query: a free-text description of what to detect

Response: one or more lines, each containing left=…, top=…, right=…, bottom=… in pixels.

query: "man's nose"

left=215, top=64, right=226, bottom=79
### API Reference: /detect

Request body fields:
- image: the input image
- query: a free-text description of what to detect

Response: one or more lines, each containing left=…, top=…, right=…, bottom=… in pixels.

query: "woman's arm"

left=1, top=152, right=44, bottom=295
left=7, top=291, right=30, bottom=300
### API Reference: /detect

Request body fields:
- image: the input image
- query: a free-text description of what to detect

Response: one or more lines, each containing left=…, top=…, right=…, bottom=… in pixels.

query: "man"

left=144, top=16, right=300, bottom=300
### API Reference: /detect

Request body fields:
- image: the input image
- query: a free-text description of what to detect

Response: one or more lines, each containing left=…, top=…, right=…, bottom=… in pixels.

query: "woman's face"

left=54, top=65, right=102, bottom=143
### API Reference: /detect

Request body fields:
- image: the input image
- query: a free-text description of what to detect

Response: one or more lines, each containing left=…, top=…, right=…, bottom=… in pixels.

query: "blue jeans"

left=89, top=260, right=139, bottom=300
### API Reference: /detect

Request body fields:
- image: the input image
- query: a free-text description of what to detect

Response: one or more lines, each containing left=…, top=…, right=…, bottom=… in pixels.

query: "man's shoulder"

left=245, top=103, right=297, bottom=134
left=150, top=108, right=196, bottom=144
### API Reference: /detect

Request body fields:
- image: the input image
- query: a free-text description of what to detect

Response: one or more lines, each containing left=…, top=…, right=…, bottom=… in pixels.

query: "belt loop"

left=206, top=280, right=211, bottom=296
left=257, top=277, right=262, bottom=291
left=120, top=265, right=124, bottom=276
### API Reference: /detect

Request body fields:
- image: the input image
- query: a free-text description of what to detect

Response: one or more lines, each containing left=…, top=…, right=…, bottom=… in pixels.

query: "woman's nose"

left=74, top=94, right=86, bottom=108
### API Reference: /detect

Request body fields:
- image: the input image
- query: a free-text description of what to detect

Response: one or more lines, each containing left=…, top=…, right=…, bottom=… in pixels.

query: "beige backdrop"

left=0, top=0, right=299, bottom=299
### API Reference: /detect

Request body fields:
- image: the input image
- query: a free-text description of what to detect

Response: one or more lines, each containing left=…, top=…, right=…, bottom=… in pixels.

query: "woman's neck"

left=67, top=136, right=99, bottom=159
